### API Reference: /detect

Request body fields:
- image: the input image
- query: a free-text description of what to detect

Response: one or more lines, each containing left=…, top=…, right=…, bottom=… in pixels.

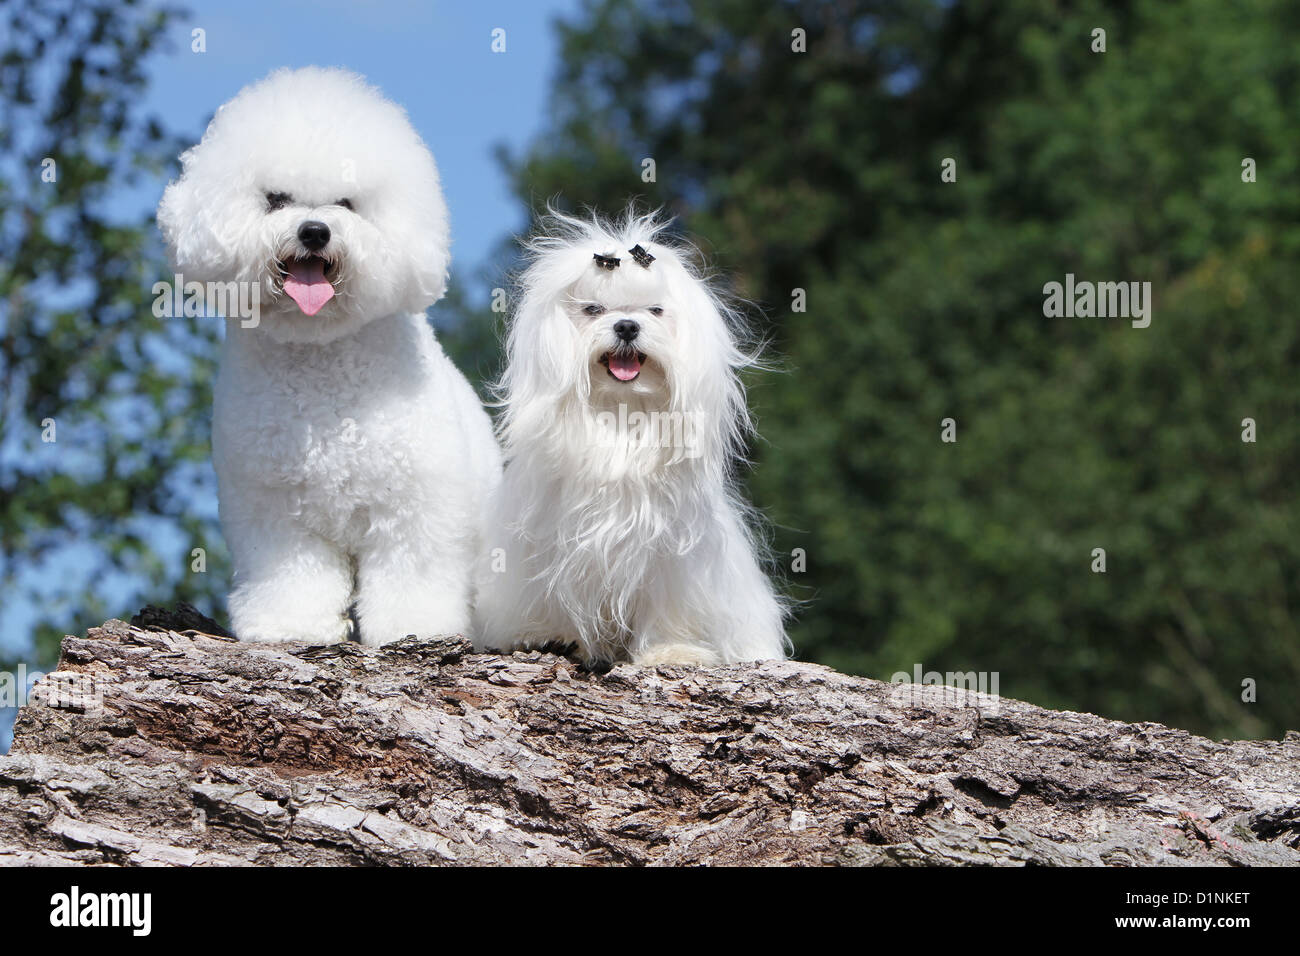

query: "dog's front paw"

left=354, top=585, right=469, bottom=648
left=632, top=643, right=722, bottom=667
left=358, top=623, right=464, bottom=648
left=235, top=614, right=352, bottom=646
left=356, top=612, right=468, bottom=648
left=227, top=557, right=355, bottom=645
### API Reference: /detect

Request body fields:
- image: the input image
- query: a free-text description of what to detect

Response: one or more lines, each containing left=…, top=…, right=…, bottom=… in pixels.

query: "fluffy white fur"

left=474, top=210, right=789, bottom=666
left=158, top=67, right=501, bottom=645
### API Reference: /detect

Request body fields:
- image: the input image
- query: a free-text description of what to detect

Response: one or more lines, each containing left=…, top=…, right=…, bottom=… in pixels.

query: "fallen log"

left=1, top=606, right=1296, bottom=866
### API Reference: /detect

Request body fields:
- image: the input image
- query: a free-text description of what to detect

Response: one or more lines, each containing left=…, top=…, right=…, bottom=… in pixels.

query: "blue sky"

left=1, top=0, right=584, bottom=751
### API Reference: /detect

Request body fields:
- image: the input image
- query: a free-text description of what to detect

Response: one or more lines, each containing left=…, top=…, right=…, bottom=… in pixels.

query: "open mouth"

left=599, top=349, right=647, bottom=382
left=278, top=255, right=336, bottom=315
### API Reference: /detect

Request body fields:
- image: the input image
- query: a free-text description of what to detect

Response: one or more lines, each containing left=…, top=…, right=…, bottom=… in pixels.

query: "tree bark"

left=1, top=605, right=1297, bottom=866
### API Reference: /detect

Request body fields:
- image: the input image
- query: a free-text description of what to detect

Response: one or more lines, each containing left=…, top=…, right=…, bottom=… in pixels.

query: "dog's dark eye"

left=265, top=191, right=292, bottom=212
left=335, top=198, right=353, bottom=210
left=582, top=304, right=606, bottom=316
left=647, top=306, right=664, bottom=316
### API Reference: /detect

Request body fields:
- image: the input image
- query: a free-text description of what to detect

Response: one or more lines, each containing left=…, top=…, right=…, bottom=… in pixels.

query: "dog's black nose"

left=613, top=319, right=640, bottom=342
left=297, top=220, right=330, bottom=251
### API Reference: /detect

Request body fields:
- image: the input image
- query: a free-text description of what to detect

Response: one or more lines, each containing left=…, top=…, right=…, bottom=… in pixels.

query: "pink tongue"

left=608, top=352, right=642, bottom=381
left=283, top=258, right=335, bottom=315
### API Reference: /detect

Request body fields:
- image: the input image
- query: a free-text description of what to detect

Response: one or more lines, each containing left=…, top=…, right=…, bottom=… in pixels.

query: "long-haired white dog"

left=474, top=210, right=789, bottom=666
left=158, top=67, right=501, bottom=645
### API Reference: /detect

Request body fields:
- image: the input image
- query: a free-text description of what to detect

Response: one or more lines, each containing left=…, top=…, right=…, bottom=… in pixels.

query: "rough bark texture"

left=1, top=605, right=1297, bottom=866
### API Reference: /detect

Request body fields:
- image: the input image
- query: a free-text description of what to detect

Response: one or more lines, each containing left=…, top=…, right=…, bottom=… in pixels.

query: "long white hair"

left=475, top=206, right=789, bottom=665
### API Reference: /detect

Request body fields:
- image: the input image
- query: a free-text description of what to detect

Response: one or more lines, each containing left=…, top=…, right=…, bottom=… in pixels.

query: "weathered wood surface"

left=1, top=605, right=1297, bottom=866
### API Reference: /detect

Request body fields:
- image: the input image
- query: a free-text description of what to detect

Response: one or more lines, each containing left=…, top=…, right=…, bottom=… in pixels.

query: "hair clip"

left=593, top=253, right=621, bottom=270
left=628, top=244, right=655, bottom=268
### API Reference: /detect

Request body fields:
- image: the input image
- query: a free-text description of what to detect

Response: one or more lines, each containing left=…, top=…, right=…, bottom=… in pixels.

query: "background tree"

left=448, top=0, right=1300, bottom=739
left=0, top=0, right=225, bottom=678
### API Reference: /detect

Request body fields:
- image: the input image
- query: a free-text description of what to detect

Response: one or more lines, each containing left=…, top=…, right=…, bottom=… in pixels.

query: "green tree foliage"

left=483, top=0, right=1300, bottom=738
left=0, top=0, right=226, bottom=668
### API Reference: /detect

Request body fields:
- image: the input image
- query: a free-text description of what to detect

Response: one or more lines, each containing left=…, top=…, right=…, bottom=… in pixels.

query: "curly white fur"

left=158, top=67, right=501, bottom=645
left=474, top=209, right=789, bottom=666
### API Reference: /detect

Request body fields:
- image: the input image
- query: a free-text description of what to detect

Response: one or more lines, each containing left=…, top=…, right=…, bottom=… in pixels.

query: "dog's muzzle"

left=599, top=346, right=647, bottom=382
left=278, top=253, right=336, bottom=316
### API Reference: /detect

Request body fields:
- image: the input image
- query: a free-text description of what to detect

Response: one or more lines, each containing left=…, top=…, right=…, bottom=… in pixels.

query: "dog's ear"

left=396, top=197, right=450, bottom=310
left=156, top=151, right=224, bottom=278
left=510, top=297, right=580, bottom=395
left=375, top=146, right=451, bottom=312
left=499, top=288, right=588, bottom=447
left=662, top=260, right=755, bottom=459
left=156, top=167, right=195, bottom=272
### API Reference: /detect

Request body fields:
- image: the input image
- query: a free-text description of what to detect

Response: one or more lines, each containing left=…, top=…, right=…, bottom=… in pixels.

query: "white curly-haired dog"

left=474, top=209, right=789, bottom=666
left=157, top=67, right=501, bottom=646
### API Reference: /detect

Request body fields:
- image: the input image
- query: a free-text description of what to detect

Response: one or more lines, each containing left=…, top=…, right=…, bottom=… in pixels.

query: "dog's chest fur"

left=214, top=313, right=449, bottom=543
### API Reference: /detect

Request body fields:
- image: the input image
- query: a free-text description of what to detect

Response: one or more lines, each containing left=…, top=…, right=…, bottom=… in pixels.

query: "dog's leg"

left=224, top=515, right=354, bottom=645
left=470, top=536, right=526, bottom=651
left=629, top=595, right=724, bottom=666
left=633, top=599, right=781, bottom=667
left=631, top=518, right=788, bottom=666
left=685, top=576, right=787, bottom=665
left=353, top=524, right=472, bottom=646
left=633, top=639, right=723, bottom=667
